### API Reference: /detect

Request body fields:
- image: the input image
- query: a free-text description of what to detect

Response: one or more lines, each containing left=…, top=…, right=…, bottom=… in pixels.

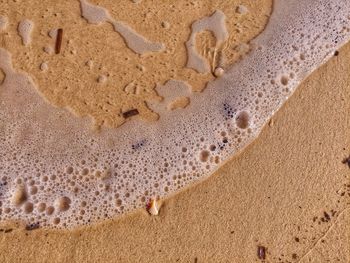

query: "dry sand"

left=0, top=29, right=349, bottom=263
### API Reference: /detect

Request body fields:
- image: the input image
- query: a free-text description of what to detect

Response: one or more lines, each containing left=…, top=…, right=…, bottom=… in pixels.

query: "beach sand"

left=0, top=30, right=349, bottom=263
left=0, top=0, right=271, bottom=128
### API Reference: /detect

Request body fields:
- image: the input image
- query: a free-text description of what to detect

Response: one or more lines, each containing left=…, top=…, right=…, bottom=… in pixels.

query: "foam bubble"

left=11, top=185, right=27, bottom=206
left=0, top=0, right=349, bottom=228
left=236, top=111, right=250, bottom=129
left=55, top=197, right=71, bottom=212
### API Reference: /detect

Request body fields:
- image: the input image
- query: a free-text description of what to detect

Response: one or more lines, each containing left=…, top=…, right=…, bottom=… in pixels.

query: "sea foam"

left=0, top=0, right=350, bottom=228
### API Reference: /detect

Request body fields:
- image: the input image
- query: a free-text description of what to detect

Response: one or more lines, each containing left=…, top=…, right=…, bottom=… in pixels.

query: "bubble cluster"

left=0, top=1, right=350, bottom=228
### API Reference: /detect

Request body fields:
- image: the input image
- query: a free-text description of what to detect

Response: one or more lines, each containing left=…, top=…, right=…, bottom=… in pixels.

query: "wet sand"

left=0, top=0, right=271, bottom=128
left=1, top=33, right=349, bottom=263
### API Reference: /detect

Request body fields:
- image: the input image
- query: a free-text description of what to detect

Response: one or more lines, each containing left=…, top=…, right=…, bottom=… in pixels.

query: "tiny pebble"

left=97, top=75, right=107, bottom=84
left=236, top=5, right=249, bottom=14
left=40, top=62, right=48, bottom=71
left=214, top=67, right=225, bottom=77
left=161, top=21, right=170, bottom=29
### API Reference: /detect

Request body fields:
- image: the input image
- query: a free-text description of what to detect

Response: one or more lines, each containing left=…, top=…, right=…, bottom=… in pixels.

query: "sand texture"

left=0, top=31, right=349, bottom=263
left=0, top=0, right=271, bottom=128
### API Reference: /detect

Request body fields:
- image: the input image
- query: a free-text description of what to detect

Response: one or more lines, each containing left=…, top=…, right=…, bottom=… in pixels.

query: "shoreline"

left=1, top=37, right=349, bottom=263
left=1, top=0, right=350, bottom=229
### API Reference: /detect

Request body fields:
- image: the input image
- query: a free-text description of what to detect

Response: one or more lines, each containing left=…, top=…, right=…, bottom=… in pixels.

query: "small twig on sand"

left=122, top=109, right=139, bottom=119
left=55, top=28, right=63, bottom=54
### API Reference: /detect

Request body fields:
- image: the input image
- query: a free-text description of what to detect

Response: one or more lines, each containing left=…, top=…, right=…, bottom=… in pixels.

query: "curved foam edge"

left=0, top=0, right=350, bottom=228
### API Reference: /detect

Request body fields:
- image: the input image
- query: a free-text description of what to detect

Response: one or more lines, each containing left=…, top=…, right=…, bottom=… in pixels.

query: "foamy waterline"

left=0, top=0, right=350, bottom=228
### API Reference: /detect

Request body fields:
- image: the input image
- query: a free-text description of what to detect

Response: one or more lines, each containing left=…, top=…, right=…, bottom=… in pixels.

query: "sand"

left=0, top=29, right=349, bottom=263
left=0, top=0, right=278, bottom=229
left=0, top=0, right=271, bottom=128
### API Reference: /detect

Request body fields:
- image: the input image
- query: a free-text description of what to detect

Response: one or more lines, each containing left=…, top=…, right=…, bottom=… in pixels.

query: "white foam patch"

left=17, top=19, right=34, bottom=46
left=80, top=0, right=165, bottom=55
left=149, top=80, right=192, bottom=114
left=0, top=0, right=350, bottom=228
left=186, top=10, right=228, bottom=73
left=112, top=21, right=165, bottom=55
left=80, top=0, right=111, bottom=24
